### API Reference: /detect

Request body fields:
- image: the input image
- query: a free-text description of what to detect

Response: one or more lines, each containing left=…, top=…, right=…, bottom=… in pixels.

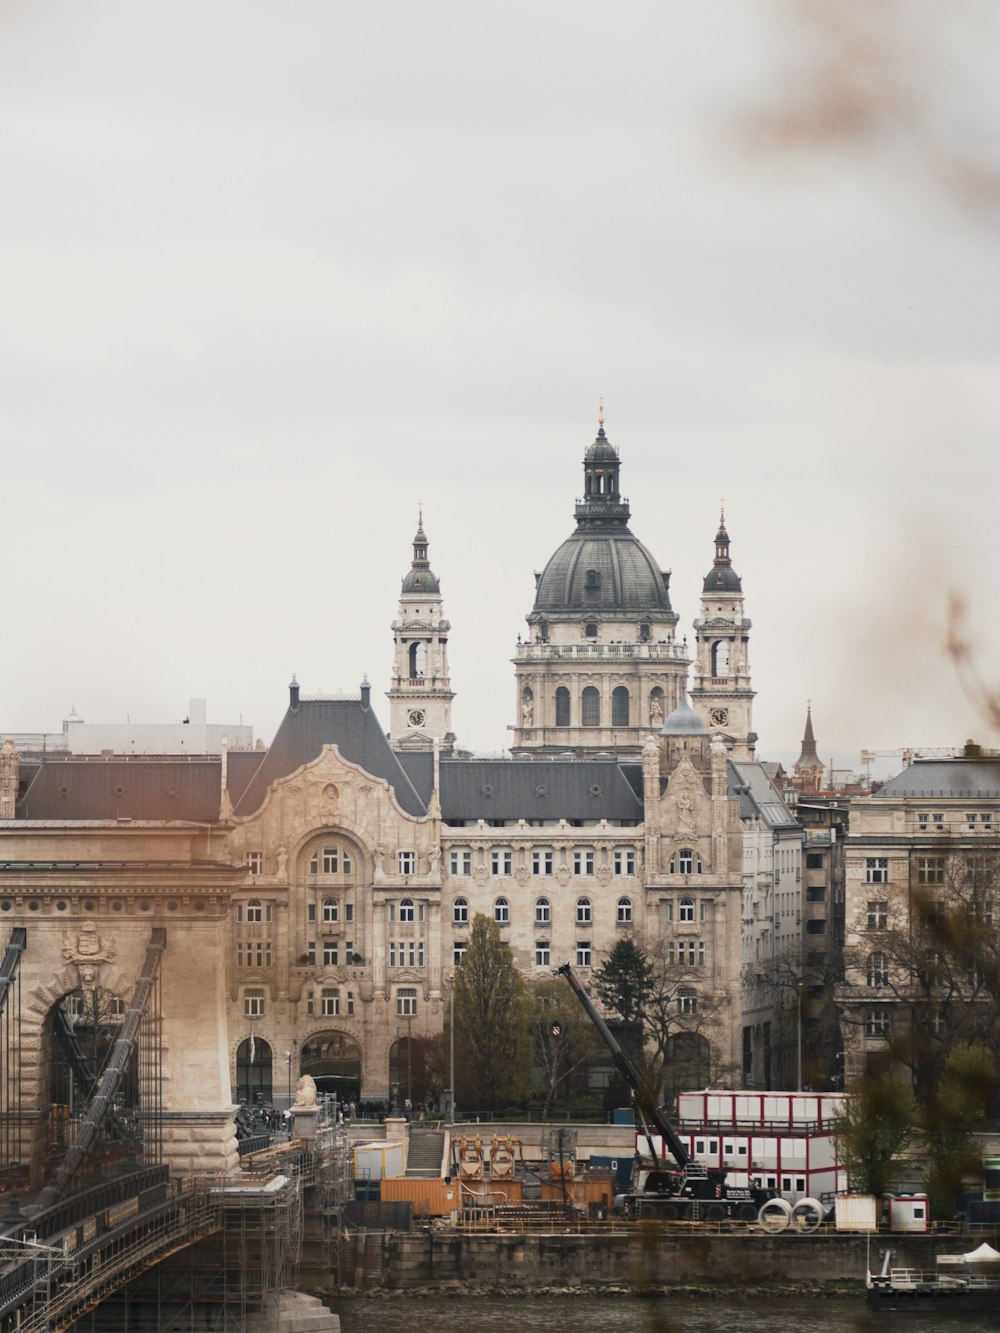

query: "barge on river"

left=866, top=1242, right=1000, bottom=1313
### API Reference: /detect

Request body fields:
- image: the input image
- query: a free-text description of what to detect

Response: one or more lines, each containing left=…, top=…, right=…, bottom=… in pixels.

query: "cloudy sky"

left=3, top=1, right=999, bottom=769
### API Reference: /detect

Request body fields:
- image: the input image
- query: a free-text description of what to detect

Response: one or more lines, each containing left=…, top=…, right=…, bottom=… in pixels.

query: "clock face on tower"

left=710, top=707, right=729, bottom=727
left=407, top=709, right=426, bottom=728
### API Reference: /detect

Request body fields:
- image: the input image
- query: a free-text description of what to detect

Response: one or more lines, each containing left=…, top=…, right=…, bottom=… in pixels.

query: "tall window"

left=494, top=897, right=510, bottom=924
left=535, top=941, right=551, bottom=967
left=453, top=941, right=467, bottom=965
left=323, top=898, right=338, bottom=923
left=555, top=687, right=570, bottom=727
left=679, top=897, right=695, bottom=923
left=245, top=900, right=263, bottom=923
left=243, top=988, right=265, bottom=1018
left=398, top=851, right=416, bottom=875
left=453, top=897, right=469, bottom=925
left=581, top=687, right=600, bottom=727
left=449, top=849, right=472, bottom=876
left=396, top=988, right=417, bottom=1017
left=866, top=952, right=889, bottom=988
left=614, top=847, right=636, bottom=876
left=535, top=897, right=550, bottom=925
left=866, top=1009, right=890, bottom=1038
left=246, top=852, right=262, bottom=875
left=865, top=858, right=888, bottom=884
left=617, top=897, right=633, bottom=924
left=677, top=987, right=697, bottom=1015
left=399, top=898, right=415, bottom=922
left=491, top=848, right=513, bottom=876
left=611, top=686, right=630, bottom=726
left=669, top=849, right=702, bottom=875
left=323, top=941, right=339, bottom=966
left=321, top=988, right=340, bottom=1017
left=532, top=848, right=554, bottom=876
left=867, top=901, right=888, bottom=930
left=576, top=941, right=592, bottom=967
left=576, top=897, right=592, bottom=925
left=573, top=848, right=594, bottom=876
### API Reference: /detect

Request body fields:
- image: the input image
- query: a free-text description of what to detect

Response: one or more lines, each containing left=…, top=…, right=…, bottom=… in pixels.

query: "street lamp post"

left=286, top=1049, right=292, bottom=1110
left=449, top=974, right=456, bottom=1124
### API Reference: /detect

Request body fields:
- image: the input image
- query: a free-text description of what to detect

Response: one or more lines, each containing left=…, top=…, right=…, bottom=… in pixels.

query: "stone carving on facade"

left=521, top=695, right=533, bottom=725
left=649, top=696, right=663, bottom=726
left=276, top=845, right=288, bottom=882
left=63, top=923, right=116, bottom=988
left=0, top=738, right=18, bottom=819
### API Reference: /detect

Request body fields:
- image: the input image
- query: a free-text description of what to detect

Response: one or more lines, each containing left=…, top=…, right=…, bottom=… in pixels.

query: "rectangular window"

left=418, top=941, right=425, bottom=967
left=918, top=813, right=929, bottom=829
left=323, top=847, right=339, bottom=874
left=246, top=852, right=262, bottom=875
left=323, top=941, right=339, bottom=967
left=865, top=858, right=888, bottom=884
left=866, top=1009, right=890, bottom=1038
left=345, top=902, right=353, bottom=923
left=453, top=941, right=467, bottom=965
left=244, top=989, right=264, bottom=1018
left=321, top=989, right=339, bottom=1017
left=346, top=991, right=355, bottom=1016
left=535, top=940, right=550, bottom=967
left=917, top=857, right=945, bottom=884
left=307, top=903, right=316, bottom=924
left=449, top=849, right=472, bottom=876
left=307, top=941, right=316, bottom=966
left=573, top=848, right=595, bottom=876
left=398, top=851, right=416, bottom=875
left=389, top=942, right=396, bottom=968
left=345, top=941, right=354, bottom=961
left=236, top=942, right=244, bottom=968
left=807, top=886, right=826, bottom=902
left=614, top=848, right=636, bottom=876
left=806, top=852, right=825, bottom=869
left=867, top=901, right=888, bottom=929
left=397, top=987, right=417, bottom=1017
left=491, top=848, right=513, bottom=876
left=306, top=991, right=314, bottom=1016
left=532, top=848, right=554, bottom=876
left=805, top=919, right=826, bottom=934
left=576, top=942, right=592, bottom=967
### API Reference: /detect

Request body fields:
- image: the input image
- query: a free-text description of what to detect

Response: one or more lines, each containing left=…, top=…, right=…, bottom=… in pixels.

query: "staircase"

left=406, top=1127, right=445, bottom=1177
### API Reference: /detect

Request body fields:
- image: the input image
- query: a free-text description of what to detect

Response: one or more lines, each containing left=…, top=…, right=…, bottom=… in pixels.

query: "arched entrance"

left=300, top=1031, right=361, bottom=1104
left=236, top=1037, right=273, bottom=1105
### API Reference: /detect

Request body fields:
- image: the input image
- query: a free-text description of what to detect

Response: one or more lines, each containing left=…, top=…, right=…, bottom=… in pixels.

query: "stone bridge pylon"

left=0, top=820, right=244, bottom=1191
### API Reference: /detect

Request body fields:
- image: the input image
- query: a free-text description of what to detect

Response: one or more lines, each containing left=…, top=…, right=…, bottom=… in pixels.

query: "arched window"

left=670, top=849, right=702, bottom=875
left=555, top=687, right=571, bottom=727
left=494, top=897, right=510, bottom=925
left=453, top=897, right=469, bottom=926
left=612, top=686, right=630, bottom=726
left=246, top=899, right=263, bottom=923
left=322, top=898, right=338, bottom=923
left=582, top=687, right=600, bottom=726
left=399, top=898, right=415, bottom=923
left=867, top=952, right=889, bottom=988
left=617, top=897, right=633, bottom=924
left=576, top=897, right=592, bottom=925
left=535, top=897, right=550, bottom=925
left=408, top=642, right=427, bottom=678
left=679, top=897, right=695, bottom=923
left=711, top=640, right=730, bottom=677
left=584, top=622, right=599, bottom=638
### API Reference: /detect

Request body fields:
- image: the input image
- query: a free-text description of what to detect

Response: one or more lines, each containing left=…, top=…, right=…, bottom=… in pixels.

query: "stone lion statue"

left=293, top=1074, right=318, bottom=1108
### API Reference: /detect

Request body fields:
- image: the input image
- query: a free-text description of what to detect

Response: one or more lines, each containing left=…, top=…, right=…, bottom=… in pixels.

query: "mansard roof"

left=871, top=759, right=1000, bottom=801
left=730, top=760, right=799, bottom=827
left=15, top=756, right=223, bottom=821
left=231, top=696, right=428, bottom=818
left=436, top=758, right=644, bottom=823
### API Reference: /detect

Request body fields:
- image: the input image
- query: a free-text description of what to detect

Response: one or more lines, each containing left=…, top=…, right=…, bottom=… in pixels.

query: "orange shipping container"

left=379, top=1177, right=462, bottom=1217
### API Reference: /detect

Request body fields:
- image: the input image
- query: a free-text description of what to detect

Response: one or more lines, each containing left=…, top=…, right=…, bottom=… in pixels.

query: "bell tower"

left=690, top=511, right=756, bottom=758
left=387, top=514, right=456, bottom=752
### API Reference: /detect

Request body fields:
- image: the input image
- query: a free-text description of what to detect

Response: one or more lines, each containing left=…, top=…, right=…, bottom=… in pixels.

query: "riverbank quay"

left=304, top=1226, right=997, bottom=1296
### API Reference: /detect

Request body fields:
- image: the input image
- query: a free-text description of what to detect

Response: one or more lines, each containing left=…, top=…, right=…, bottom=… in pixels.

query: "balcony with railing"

left=515, top=641, right=687, bottom=662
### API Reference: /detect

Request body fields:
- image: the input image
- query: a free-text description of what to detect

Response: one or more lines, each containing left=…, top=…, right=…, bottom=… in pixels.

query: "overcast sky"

left=3, top=1, right=999, bottom=768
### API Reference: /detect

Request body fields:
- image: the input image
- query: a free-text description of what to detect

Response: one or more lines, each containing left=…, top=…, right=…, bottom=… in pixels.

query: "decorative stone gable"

left=0, top=738, right=17, bottom=819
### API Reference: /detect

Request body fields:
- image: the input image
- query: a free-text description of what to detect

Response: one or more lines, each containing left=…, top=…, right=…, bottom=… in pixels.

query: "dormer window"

left=585, top=569, right=601, bottom=590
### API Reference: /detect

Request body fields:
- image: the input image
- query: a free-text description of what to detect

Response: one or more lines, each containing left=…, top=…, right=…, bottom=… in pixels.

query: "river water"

left=327, top=1293, right=998, bottom=1333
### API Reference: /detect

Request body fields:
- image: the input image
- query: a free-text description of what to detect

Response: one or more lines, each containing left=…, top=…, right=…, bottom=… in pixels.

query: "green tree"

left=924, top=1042, right=999, bottom=1217
left=834, top=1074, right=916, bottom=1197
left=453, top=915, right=529, bottom=1114
left=593, top=937, right=654, bottom=1026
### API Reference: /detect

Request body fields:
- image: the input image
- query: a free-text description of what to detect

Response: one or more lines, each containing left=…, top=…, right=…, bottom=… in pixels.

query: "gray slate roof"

left=730, top=761, right=799, bottom=827
left=437, top=759, right=644, bottom=822
left=16, top=757, right=223, bottom=822
left=871, top=759, right=1000, bottom=801
left=231, top=697, right=427, bottom=818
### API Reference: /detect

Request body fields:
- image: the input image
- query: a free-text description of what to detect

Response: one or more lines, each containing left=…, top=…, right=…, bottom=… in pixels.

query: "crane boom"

left=556, top=962, right=689, bottom=1169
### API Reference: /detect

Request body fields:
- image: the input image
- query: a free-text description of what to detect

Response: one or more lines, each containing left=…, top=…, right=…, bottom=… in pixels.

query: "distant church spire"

left=796, top=702, right=820, bottom=767
left=793, top=702, right=824, bottom=795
